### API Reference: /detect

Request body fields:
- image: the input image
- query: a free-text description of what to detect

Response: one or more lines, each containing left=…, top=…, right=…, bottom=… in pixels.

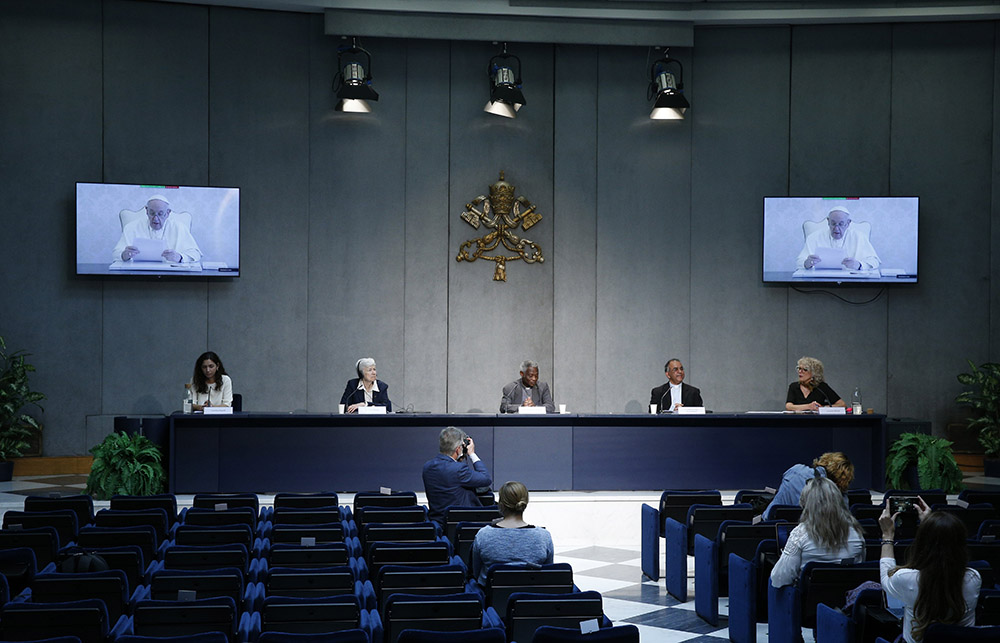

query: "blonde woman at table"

left=785, top=356, right=845, bottom=412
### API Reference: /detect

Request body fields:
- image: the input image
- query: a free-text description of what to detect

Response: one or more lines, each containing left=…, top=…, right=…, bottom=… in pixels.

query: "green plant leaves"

left=85, top=432, right=165, bottom=500
left=0, top=336, right=45, bottom=461
left=956, top=360, right=1000, bottom=458
left=885, top=432, right=963, bottom=493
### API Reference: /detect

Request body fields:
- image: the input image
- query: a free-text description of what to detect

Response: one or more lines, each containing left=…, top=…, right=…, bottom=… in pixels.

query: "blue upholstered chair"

left=484, top=563, right=575, bottom=615
left=24, top=494, right=95, bottom=529
left=0, top=598, right=129, bottom=643
left=376, top=563, right=472, bottom=613
left=815, top=602, right=854, bottom=643
left=767, top=561, right=880, bottom=642
left=3, top=509, right=79, bottom=547
left=663, top=503, right=753, bottom=601
left=132, top=595, right=240, bottom=641
left=111, top=494, right=180, bottom=527
left=259, top=628, right=371, bottom=643
left=383, top=591, right=499, bottom=643
left=30, top=568, right=133, bottom=623
left=531, top=625, right=639, bottom=643
left=399, top=627, right=504, bottom=643
left=694, top=521, right=776, bottom=625
left=727, top=539, right=778, bottom=643
left=0, top=525, right=61, bottom=569
left=640, top=490, right=721, bottom=581
left=505, top=590, right=607, bottom=643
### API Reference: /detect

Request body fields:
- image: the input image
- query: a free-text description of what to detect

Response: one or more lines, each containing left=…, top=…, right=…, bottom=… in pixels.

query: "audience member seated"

left=763, top=451, right=854, bottom=520
left=471, top=481, right=554, bottom=586
left=879, top=499, right=982, bottom=643
left=770, top=475, right=865, bottom=587
left=189, top=351, right=233, bottom=411
left=422, top=427, right=492, bottom=527
left=785, top=356, right=845, bottom=412
left=341, top=357, right=392, bottom=413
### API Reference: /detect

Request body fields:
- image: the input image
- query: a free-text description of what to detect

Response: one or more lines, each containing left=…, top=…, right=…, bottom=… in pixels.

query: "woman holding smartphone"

left=879, top=500, right=981, bottom=642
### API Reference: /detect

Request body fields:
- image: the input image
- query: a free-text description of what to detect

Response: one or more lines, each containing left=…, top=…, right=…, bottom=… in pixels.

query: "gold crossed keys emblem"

left=456, top=171, right=544, bottom=282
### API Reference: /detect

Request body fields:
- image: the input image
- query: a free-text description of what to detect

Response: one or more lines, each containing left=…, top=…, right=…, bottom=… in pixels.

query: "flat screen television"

left=76, top=182, right=240, bottom=278
left=762, top=196, right=918, bottom=284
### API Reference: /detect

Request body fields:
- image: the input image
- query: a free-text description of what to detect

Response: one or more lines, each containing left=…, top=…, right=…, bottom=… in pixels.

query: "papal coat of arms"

left=455, top=171, right=544, bottom=282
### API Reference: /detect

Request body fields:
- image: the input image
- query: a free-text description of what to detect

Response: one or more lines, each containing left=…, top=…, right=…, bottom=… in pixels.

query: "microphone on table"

left=660, top=388, right=672, bottom=414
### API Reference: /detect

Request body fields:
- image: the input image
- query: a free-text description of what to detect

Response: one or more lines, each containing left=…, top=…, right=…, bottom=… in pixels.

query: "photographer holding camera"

left=422, top=426, right=493, bottom=526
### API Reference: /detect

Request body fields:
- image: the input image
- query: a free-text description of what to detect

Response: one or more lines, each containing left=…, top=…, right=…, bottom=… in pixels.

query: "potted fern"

left=885, top=432, right=963, bottom=493
left=85, top=432, right=166, bottom=500
left=956, top=360, right=1000, bottom=477
left=0, top=336, right=45, bottom=481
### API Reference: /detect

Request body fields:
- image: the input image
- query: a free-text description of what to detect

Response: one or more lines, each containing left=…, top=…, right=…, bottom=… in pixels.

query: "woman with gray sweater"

left=471, top=480, right=554, bottom=587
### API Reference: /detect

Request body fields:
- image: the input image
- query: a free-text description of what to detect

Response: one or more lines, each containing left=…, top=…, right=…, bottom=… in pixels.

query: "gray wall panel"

left=993, top=21, right=1000, bottom=364
left=4, top=2, right=1000, bottom=457
left=553, top=45, right=598, bottom=414
left=447, top=42, right=555, bottom=413
left=403, top=40, right=452, bottom=413
left=595, top=46, right=692, bottom=414
left=0, top=1, right=104, bottom=455
left=307, top=30, right=408, bottom=411
left=207, top=8, right=311, bottom=413
left=102, top=0, right=209, bottom=185
left=887, top=22, right=995, bottom=431
left=101, top=0, right=211, bottom=418
left=102, top=283, right=209, bottom=416
left=787, top=24, right=893, bottom=415
left=690, top=27, right=791, bottom=413
left=789, top=24, right=892, bottom=195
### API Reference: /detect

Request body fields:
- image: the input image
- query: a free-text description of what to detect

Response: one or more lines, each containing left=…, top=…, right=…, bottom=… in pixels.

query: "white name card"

left=204, top=406, right=233, bottom=415
left=357, top=406, right=387, bottom=415
left=818, top=406, right=847, bottom=415
left=677, top=406, right=706, bottom=415
left=517, top=406, right=547, bottom=415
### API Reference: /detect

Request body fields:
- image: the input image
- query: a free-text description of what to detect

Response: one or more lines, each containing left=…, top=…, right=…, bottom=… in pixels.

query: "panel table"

left=169, top=412, right=885, bottom=493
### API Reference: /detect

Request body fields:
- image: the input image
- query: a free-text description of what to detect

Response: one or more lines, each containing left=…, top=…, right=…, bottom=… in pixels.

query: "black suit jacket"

left=649, top=382, right=703, bottom=410
left=341, top=378, right=392, bottom=412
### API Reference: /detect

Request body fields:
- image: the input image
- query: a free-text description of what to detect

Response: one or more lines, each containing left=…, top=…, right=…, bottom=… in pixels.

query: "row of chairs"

left=641, top=487, right=1000, bottom=641
left=0, top=492, right=630, bottom=643
left=0, top=559, right=618, bottom=642
left=731, top=543, right=1000, bottom=640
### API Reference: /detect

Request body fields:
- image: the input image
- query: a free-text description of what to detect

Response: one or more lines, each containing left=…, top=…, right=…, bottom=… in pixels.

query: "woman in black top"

left=786, top=356, right=845, bottom=412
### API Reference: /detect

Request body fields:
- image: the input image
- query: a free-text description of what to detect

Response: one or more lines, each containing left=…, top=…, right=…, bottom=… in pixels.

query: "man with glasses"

left=113, top=195, right=202, bottom=263
left=796, top=206, right=880, bottom=271
left=650, top=359, right=703, bottom=413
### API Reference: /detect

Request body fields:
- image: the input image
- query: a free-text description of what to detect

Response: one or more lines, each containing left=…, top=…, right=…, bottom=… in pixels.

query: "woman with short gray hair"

left=340, top=357, right=392, bottom=413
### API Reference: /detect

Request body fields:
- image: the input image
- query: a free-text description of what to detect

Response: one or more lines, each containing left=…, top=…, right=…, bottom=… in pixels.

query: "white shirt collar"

left=669, top=381, right=682, bottom=390
left=356, top=379, right=379, bottom=392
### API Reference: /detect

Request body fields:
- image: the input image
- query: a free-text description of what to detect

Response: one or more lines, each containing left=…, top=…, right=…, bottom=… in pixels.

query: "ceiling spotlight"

left=648, top=51, right=689, bottom=120
left=485, top=43, right=525, bottom=119
left=334, top=37, right=378, bottom=113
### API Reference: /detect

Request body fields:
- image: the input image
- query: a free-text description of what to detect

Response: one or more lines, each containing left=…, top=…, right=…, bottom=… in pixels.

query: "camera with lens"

left=462, top=437, right=471, bottom=456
